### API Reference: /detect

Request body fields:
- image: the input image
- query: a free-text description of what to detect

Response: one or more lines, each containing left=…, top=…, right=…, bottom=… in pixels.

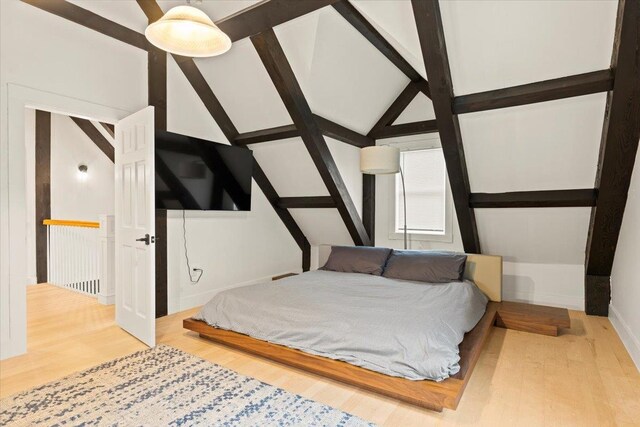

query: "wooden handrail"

left=43, top=219, right=100, bottom=228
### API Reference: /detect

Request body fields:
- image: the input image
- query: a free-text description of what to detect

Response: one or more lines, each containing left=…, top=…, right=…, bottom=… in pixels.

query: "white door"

left=115, top=106, right=155, bottom=347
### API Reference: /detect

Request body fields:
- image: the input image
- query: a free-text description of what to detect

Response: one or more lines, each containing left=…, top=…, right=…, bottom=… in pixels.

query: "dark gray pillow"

left=382, top=250, right=467, bottom=283
left=321, top=246, right=392, bottom=276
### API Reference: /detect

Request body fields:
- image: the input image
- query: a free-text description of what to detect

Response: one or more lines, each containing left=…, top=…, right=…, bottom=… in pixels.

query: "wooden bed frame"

left=183, top=253, right=503, bottom=412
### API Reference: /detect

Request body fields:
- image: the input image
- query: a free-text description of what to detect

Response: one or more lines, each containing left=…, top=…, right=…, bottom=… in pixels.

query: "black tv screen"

left=155, top=131, right=253, bottom=211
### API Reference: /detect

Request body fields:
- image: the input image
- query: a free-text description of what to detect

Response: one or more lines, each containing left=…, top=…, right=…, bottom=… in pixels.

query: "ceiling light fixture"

left=145, top=2, right=231, bottom=58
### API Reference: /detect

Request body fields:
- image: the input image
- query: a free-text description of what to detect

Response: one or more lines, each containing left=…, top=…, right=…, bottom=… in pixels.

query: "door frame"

left=1, top=83, right=132, bottom=359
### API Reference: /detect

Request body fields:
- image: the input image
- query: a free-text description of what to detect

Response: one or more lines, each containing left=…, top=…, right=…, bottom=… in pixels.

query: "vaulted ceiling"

left=18, top=0, right=640, bottom=316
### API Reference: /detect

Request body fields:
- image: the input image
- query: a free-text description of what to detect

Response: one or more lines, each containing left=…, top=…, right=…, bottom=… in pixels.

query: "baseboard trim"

left=98, top=294, right=115, bottom=306
left=609, top=304, right=640, bottom=372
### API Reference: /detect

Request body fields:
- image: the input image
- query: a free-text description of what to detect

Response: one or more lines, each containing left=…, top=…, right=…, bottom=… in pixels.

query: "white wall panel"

left=68, top=0, right=148, bottom=32
left=196, top=39, right=293, bottom=133
left=610, top=149, right=640, bottom=370
left=393, top=92, right=435, bottom=125
left=1, top=1, right=147, bottom=114
left=350, top=0, right=426, bottom=80
left=290, top=209, right=353, bottom=247
left=461, top=94, right=605, bottom=193
left=475, top=208, right=590, bottom=265
left=326, top=137, right=362, bottom=217
left=251, top=138, right=328, bottom=197
left=167, top=58, right=228, bottom=143
left=276, top=7, right=407, bottom=134
left=50, top=114, right=115, bottom=220
left=440, top=0, right=617, bottom=95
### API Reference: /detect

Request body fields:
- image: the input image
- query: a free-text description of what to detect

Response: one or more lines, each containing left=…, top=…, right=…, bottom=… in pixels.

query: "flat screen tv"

left=155, top=130, right=253, bottom=211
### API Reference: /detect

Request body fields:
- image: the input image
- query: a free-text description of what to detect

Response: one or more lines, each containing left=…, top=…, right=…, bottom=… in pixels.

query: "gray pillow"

left=321, top=246, right=392, bottom=276
left=382, top=250, right=467, bottom=283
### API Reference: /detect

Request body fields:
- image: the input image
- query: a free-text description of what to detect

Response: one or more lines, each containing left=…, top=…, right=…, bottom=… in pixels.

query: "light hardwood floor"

left=2, top=284, right=639, bottom=426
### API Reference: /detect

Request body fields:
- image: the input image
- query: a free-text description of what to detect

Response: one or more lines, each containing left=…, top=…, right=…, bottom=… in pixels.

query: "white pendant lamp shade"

left=145, top=6, right=231, bottom=57
left=360, top=146, right=400, bottom=174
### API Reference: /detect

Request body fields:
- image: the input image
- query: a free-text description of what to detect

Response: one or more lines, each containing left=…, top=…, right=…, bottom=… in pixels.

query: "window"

left=394, top=147, right=448, bottom=237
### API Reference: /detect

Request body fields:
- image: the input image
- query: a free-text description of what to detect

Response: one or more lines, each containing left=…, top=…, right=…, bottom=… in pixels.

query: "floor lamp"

left=360, top=146, right=407, bottom=250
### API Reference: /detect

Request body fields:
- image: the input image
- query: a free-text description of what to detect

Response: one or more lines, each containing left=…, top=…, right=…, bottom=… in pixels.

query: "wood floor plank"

left=1, top=284, right=639, bottom=426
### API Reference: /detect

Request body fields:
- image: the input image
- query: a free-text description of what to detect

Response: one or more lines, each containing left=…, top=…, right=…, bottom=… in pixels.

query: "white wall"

left=610, top=149, right=640, bottom=370
left=50, top=114, right=115, bottom=220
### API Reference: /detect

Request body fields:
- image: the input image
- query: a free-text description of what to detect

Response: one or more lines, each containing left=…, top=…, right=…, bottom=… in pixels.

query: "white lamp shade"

left=145, top=6, right=231, bottom=57
left=360, top=146, right=400, bottom=174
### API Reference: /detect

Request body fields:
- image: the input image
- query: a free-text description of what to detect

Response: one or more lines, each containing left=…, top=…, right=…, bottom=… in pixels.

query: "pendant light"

left=145, top=2, right=231, bottom=58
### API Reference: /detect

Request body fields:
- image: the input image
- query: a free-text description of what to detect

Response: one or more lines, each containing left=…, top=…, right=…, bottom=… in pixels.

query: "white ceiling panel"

left=167, top=57, right=228, bottom=143
left=393, top=92, right=435, bottom=125
left=250, top=138, right=328, bottom=197
left=275, top=7, right=408, bottom=134
left=462, top=93, right=606, bottom=193
left=195, top=38, right=293, bottom=133
left=157, top=1, right=261, bottom=22
left=350, top=0, right=426, bottom=80
left=68, top=0, right=148, bottom=32
left=326, top=137, right=362, bottom=217
left=290, top=209, right=353, bottom=246
left=440, top=0, right=617, bottom=95
left=476, top=208, right=591, bottom=265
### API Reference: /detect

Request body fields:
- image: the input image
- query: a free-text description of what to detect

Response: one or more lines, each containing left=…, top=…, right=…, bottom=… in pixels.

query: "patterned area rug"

left=1, top=345, right=373, bottom=426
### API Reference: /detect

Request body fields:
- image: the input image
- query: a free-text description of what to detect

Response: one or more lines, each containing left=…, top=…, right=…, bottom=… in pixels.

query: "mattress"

left=194, top=269, right=488, bottom=381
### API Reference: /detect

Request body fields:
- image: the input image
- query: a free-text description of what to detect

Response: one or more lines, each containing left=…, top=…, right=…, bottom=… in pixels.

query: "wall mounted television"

left=155, top=130, right=253, bottom=211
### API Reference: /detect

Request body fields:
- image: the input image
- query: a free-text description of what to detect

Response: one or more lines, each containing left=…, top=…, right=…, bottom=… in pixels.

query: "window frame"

left=386, top=137, right=454, bottom=243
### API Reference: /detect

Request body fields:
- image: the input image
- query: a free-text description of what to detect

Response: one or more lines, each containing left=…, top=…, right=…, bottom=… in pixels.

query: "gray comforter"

left=194, top=270, right=488, bottom=381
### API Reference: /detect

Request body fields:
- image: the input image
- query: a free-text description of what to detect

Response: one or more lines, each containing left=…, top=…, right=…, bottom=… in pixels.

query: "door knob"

left=135, top=234, right=155, bottom=245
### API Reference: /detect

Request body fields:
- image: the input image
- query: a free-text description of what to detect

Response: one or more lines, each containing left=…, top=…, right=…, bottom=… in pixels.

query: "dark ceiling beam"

left=21, top=0, right=149, bottom=50
left=411, top=0, right=480, bottom=254
left=99, top=122, right=115, bottom=138
left=252, top=29, right=371, bottom=246
left=585, top=0, right=640, bottom=316
left=367, top=82, right=422, bottom=136
left=138, top=0, right=169, bottom=319
left=137, top=0, right=167, bottom=131
left=369, top=120, right=438, bottom=140
left=333, top=0, right=428, bottom=92
left=278, top=196, right=337, bottom=209
left=216, top=0, right=340, bottom=43
left=136, top=0, right=163, bottom=22
left=470, top=189, right=598, bottom=209
left=314, top=115, right=374, bottom=148
left=35, top=110, right=51, bottom=284
left=235, top=117, right=373, bottom=148
left=454, top=69, right=615, bottom=114
left=234, top=124, right=300, bottom=146
left=70, top=117, right=115, bottom=162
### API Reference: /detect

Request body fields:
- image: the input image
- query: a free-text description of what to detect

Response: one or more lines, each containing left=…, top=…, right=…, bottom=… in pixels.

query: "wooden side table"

left=495, top=301, right=571, bottom=336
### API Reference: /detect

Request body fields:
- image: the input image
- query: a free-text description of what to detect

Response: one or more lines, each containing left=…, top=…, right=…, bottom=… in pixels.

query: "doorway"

left=25, top=107, right=118, bottom=354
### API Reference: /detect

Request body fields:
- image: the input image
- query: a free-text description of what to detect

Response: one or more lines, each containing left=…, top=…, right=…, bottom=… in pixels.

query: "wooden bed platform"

left=183, top=253, right=568, bottom=412
left=183, top=302, right=499, bottom=412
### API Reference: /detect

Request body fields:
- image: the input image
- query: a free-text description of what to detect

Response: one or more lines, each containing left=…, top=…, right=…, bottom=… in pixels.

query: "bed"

left=184, top=251, right=502, bottom=412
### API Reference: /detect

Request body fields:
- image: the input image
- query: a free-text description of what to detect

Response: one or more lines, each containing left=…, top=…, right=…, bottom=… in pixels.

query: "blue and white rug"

left=1, top=345, right=373, bottom=426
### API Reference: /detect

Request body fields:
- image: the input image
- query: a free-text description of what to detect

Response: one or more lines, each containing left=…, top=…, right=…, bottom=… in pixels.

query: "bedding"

left=194, top=269, right=488, bottom=382
left=320, top=245, right=392, bottom=276
left=383, top=250, right=467, bottom=283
